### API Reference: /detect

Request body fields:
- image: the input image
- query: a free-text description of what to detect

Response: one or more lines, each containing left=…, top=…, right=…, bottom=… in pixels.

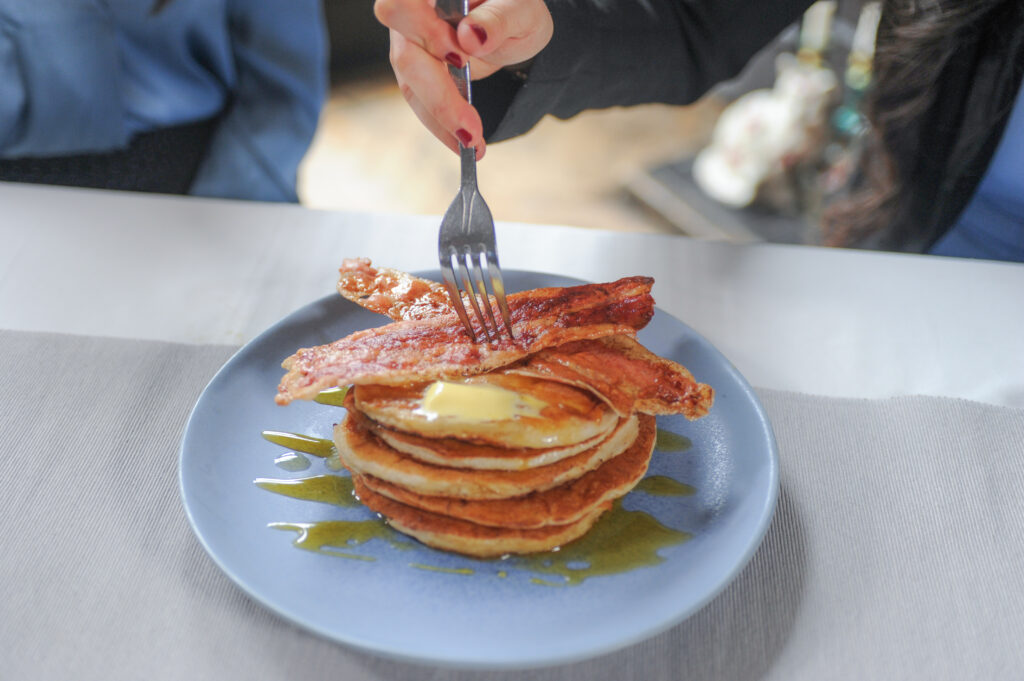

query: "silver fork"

left=435, top=0, right=514, bottom=343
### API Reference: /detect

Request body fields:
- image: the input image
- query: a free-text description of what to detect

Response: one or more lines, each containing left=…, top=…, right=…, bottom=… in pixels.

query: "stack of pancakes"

left=276, top=259, right=713, bottom=558
left=334, top=371, right=659, bottom=557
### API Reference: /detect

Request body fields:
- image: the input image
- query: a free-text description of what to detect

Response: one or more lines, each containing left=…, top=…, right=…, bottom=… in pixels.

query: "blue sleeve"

left=0, top=5, right=129, bottom=157
left=188, top=0, right=328, bottom=203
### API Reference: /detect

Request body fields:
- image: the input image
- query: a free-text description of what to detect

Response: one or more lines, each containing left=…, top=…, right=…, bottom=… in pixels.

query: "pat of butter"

left=418, top=381, right=545, bottom=422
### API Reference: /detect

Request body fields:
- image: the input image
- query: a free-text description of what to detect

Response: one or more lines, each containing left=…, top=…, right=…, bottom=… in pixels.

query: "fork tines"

left=440, top=247, right=514, bottom=343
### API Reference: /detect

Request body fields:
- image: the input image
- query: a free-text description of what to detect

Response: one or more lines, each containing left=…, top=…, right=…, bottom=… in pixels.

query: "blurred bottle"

left=797, top=0, right=838, bottom=68
left=792, top=1, right=840, bottom=226
left=832, top=2, right=882, bottom=140
left=821, top=2, right=882, bottom=203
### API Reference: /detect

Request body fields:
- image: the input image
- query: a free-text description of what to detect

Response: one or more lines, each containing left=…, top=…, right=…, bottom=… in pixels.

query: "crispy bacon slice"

left=336, top=257, right=451, bottom=321
left=331, top=260, right=712, bottom=419
left=510, top=335, right=714, bottom=420
left=276, top=276, right=655, bottom=404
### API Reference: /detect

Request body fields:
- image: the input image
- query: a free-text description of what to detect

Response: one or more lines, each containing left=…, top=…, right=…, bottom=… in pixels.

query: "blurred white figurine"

left=693, top=52, right=838, bottom=211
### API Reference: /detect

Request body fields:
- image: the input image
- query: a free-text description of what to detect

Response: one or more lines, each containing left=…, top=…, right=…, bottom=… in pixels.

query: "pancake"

left=334, top=408, right=640, bottom=499
left=353, top=372, right=617, bottom=449
left=277, top=261, right=714, bottom=558
left=352, top=478, right=610, bottom=558
left=357, top=414, right=656, bottom=529
left=371, top=422, right=608, bottom=471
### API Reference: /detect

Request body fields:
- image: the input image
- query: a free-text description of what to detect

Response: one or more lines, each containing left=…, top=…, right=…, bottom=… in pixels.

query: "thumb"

left=457, top=0, right=552, bottom=64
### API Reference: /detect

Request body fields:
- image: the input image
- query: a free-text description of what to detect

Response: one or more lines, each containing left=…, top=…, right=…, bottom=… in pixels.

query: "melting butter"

left=417, top=380, right=545, bottom=422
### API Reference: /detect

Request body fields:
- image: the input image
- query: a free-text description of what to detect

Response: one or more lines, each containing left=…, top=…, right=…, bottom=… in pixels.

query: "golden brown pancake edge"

left=356, top=414, right=656, bottom=529
left=334, top=410, right=640, bottom=500
left=352, top=478, right=611, bottom=558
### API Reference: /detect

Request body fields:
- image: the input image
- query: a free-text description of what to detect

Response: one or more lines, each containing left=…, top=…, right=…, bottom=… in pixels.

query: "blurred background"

left=303, top=0, right=873, bottom=243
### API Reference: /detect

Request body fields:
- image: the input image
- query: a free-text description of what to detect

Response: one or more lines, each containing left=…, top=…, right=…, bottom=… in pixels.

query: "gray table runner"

left=2, top=330, right=1022, bottom=680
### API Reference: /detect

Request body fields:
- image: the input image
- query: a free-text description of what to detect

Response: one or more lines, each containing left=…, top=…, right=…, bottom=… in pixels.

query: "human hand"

left=375, top=0, right=553, bottom=158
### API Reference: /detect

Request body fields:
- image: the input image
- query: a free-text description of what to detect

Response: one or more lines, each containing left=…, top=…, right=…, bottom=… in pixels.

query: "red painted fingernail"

left=445, top=52, right=463, bottom=68
left=470, top=24, right=487, bottom=45
left=455, top=129, right=473, bottom=146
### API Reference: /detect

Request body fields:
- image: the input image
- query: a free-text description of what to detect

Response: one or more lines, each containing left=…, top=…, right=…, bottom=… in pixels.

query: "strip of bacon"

left=332, top=260, right=712, bottom=419
left=336, top=257, right=452, bottom=321
left=510, top=335, right=714, bottom=420
left=276, top=276, right=655, bottom=404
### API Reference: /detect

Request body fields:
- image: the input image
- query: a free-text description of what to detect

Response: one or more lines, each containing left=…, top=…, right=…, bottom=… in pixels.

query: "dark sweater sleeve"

left=475, top=0, right=815, bottom=142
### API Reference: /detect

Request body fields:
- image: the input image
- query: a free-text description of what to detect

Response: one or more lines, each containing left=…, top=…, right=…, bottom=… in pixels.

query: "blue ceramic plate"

left=179, top=271, right=778, bottom=669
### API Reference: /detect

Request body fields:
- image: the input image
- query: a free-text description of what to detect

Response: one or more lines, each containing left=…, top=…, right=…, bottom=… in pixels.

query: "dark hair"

left=151, top=0, right=173, bottom=14
left=823, top=0, right=1011, bottom=247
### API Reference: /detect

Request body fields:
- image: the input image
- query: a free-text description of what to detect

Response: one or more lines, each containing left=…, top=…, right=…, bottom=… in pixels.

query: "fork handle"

left=458, top=135, right=477, bottom=186
left=436, top=0, right=471, bottom=107
left=436, top=0, right=477, bottom=185
left=435, top=0, right=469, bottom=29
left=450, top=60, right=476, bottom=186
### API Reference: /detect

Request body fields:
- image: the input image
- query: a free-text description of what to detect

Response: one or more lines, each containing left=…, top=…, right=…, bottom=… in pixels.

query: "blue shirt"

left=0, top=0, right=327, bottom=202
left=930, top=78, right=1024, bottom=262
